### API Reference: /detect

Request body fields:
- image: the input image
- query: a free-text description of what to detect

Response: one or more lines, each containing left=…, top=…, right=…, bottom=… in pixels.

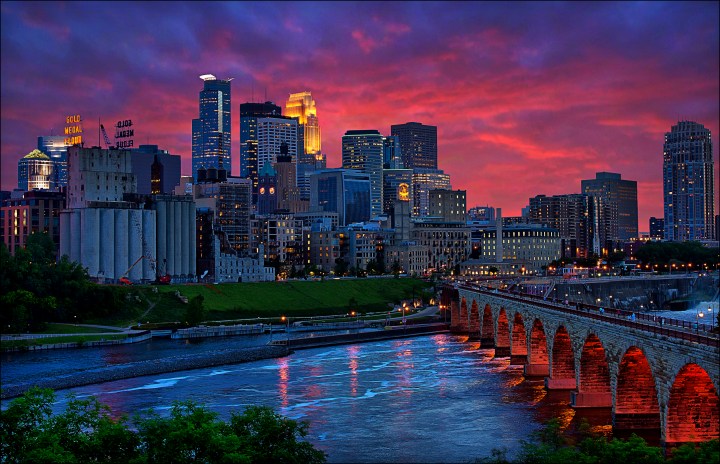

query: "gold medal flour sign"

left=64, top=114, right=83, bottom=146
left=115, top=119, right=134, bottom=148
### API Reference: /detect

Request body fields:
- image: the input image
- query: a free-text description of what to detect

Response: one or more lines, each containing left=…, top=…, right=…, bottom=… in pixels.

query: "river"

left=3, top=333, right=603, bottom=463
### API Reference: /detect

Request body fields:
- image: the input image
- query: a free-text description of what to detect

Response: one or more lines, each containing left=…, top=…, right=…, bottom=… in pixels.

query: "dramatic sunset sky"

left=1, top=1, right=718, bottom=230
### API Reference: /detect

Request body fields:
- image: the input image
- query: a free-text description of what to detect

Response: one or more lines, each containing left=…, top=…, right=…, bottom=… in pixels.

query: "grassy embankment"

left=1, top=323, right=128, bottom=349
left=94, top=277, right=434, bottom=328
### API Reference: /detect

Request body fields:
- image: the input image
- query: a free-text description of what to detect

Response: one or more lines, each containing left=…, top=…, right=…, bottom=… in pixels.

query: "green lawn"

left=136, top=278, right=433, bottom=323
left=36, top=323, right=123, bottom=334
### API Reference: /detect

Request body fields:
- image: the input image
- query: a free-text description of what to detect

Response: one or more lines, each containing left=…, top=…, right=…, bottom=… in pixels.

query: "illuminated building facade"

left=411, top=168, right=451, bottom=217
left=649, top=217, right=664, bottom=239
left=663, top=121, right=715, bottom=241
left=342, top=130, right=384, bottom=218
left=285, top=91, right=321, bottom=156
left=37, top=136, right=69, bottom=187
left=192, top=74, right=231, bottom=181
left=528, top=193, right=612, bottom=258
left=239, top=101, right=281, bottom=180
left=581, top=172, right=638, bottom=241
left=0, top=191, right=65, bottom=255
left=428, top=189, right=466, bottom=223
left=383, top=169, right=413, bottom=215
left=479, top=225, right=561, bottom=273
left=257, top=163, right=277, bottom=215
left=17, top=149, right=55, bottom=191
left=390, top=122, right=438, bottom=170
left=194, top=176, right=252, bottom=256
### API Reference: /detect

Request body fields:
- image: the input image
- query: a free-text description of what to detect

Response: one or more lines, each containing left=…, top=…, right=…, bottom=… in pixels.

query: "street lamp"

left=696, top=310, right=704, bottom=334
left=707, top=306, right=715, bottom=330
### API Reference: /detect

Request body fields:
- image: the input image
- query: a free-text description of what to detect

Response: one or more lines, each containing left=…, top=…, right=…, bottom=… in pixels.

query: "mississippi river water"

left=2, top=333, right=598, bottom=463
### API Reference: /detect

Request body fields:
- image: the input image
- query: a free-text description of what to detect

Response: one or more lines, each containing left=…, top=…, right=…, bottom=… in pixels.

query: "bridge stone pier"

left=447, top=285, right=720, bottom=446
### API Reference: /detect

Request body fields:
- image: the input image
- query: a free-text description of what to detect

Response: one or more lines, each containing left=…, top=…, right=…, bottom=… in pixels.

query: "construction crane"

left=100, top=124, right=114, bottom=149
left=119, top=256, right=171, bottom=285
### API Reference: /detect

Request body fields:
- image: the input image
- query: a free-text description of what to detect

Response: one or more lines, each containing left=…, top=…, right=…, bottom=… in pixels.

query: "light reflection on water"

left=13, top=334, right=610, bottom=463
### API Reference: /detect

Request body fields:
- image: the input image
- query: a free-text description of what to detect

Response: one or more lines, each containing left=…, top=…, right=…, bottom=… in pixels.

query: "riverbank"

left=0, top=345, right=290, bottom=400
left=1, top=324, right=450, bottom=400
left=271, top=323, right=450, bottom=349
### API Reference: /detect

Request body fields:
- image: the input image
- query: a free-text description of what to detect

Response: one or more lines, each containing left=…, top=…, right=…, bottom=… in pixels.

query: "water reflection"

left=9, top=334, right=624, bottom=463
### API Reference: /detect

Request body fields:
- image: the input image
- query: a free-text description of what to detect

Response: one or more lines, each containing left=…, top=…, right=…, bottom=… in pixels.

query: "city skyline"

left=1, top=2, right=718, bottom=230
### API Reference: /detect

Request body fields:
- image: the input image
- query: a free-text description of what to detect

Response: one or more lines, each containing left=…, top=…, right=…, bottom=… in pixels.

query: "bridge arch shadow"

left=480, top=304, right=494, bottom=348
left=666, top=363, right=719, bottom=445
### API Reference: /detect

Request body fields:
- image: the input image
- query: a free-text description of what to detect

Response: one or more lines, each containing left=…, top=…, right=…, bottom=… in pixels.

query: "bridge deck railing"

left=457, top=285, right=719, bottom=348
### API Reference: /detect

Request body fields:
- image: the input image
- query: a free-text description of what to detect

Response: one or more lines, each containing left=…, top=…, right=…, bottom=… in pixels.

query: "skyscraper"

left=310, top=169, right=371, bottom=226
left=192, top=74, right=231, bottom=181
left=342, top=130, right=384, bottom=218
left=663, top=121, right=715, bottom=241
left=581, top=172, right=638, bottom=241
left=411, top=168, right=451, bottom=217
left=285, top=92, right=325, bottom=199
left=285, top=91, right=321, bottom=157
left=390, top=122, right=438, bottom=170
left=17, top=149, right=55, bottom=191
left=37, top=135, right=69, bottom=188
left=239, top=101, right=282, bottom=179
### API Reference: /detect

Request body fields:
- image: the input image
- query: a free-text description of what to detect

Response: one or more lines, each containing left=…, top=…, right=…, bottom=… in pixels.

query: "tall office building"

left=37, top=136, right=69, bottom=188
left=17, top=149, right=55, bottom=191
left=131, top=145, right=181, bottom=195
left=342, top=130, right=384, bottom=218
left=382, top=135, right=402, bottom=169
left=310, top=169, right=371, bottom=226
left=285, top=91, right=321, bottom=157
left=239, top=101, right=282, bottom=179
left=390, top=122, right=438, bottom=170
left=663, top=121, right=715, bottom=241
left=192, top=74, right=231, bottom=181
left=285, top=92, right=326, bottom=200
left=256, top=116, right=298, bottom=195
left=383, top=168, right=413, bottom=215
left=428, top=189, right=467, bottom=223
left=528, top=193, right=610, bottom=258
left=411, top=168, right=451, bottom=217
left=581, top=172, right=638, bottom=241
left=649, top=217, right=664, bottom=239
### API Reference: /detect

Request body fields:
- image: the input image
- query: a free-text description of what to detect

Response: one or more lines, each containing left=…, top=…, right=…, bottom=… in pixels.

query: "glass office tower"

left=192, top=74, right=231, bottom=181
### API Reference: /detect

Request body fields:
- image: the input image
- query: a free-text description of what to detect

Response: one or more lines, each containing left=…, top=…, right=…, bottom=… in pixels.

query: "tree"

left=184, top=295, right=207, bottom=327
left=1, top=388, right=327, bottom=464
left=333, top=258, right=349, bottom=277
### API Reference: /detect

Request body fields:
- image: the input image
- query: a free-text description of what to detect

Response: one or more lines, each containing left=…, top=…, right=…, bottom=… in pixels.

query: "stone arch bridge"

left=443, top=284, right=719, bottom=446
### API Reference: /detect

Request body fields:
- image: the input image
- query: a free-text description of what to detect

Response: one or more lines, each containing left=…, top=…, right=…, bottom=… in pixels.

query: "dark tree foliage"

left=473, top=418, right=719, bottom=464
left=0, top=233, right=136, bottom=332
left=1, top=388, right=327, bottom=464
left=636, top=241, right=718, bottom=269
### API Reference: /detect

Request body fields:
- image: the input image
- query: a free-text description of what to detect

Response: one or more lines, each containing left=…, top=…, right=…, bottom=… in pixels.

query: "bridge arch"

left=480, top=304, right=494, bottom=348
left=495, top=308, right=510, bottom=357
left=525, top=319, right=549, bottom=377
left=468, top=300, right=480, bottom=340
left=614, top=346, right=660, bottom=436
left=573, top=333, right=611, bottom=407
left=510, top=312, right=527, bottom=365
left=458, top=298, right=469, bottom=333
left=547, top=325, right=575, bottom=389
left=666, top=363, right=719, bottom=444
